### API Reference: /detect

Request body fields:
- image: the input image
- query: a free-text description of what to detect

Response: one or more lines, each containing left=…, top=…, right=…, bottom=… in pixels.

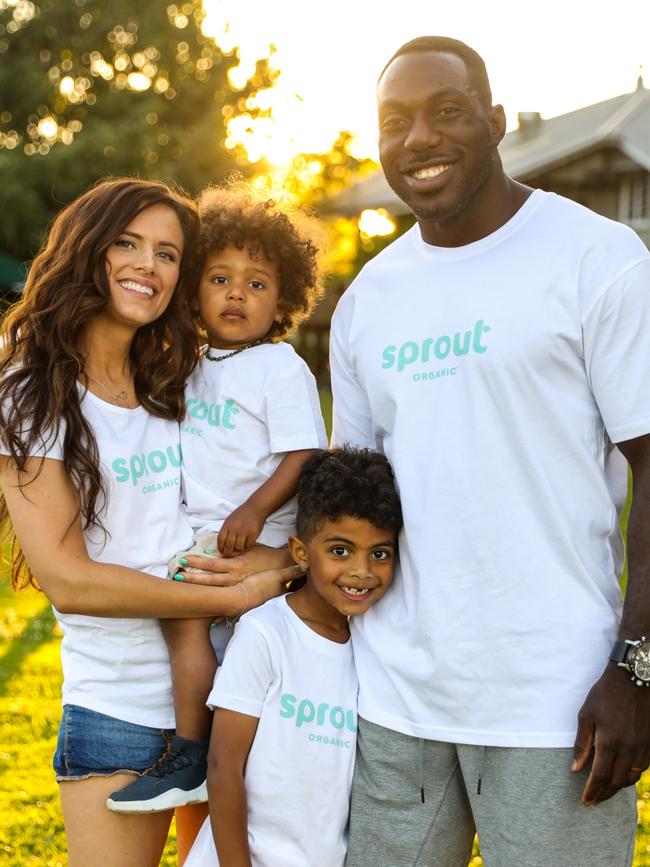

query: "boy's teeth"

left=342, top=587, right=370, bottom=596
left=412, top=163, right=451, bottom=180
left=121, top=280, right=154, bottom=296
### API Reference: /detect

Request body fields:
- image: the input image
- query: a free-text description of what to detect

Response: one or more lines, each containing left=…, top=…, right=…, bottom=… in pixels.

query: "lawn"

left=1, top=580, right=650, bottom=866
left=0, top=581, right=181, bottom=865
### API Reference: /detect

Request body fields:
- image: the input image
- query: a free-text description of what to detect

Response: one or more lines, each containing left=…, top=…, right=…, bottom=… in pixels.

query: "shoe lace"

left=144, top=745, right=191, bottom=778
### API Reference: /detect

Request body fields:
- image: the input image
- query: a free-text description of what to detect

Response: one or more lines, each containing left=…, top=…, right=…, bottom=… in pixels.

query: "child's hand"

left=218, top=503, right=266, bottom=558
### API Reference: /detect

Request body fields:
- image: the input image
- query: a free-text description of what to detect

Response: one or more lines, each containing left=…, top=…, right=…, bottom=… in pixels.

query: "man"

left=330, top=36, right=650, bottom=867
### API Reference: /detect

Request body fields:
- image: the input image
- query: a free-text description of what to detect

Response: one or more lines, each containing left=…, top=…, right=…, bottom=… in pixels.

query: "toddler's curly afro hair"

left=197, top=181, right=325, bottom=339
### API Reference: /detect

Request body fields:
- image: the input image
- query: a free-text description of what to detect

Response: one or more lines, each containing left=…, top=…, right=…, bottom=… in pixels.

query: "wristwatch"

left=609, top=637, right=650, bottom=686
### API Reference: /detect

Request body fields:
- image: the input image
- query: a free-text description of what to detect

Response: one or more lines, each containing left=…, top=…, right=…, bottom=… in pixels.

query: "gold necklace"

left=85, top=374, right=130, bottom=405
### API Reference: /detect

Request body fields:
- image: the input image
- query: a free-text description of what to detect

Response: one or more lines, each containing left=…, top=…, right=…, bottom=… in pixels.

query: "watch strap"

left=609, top=639, right=632, bottom=665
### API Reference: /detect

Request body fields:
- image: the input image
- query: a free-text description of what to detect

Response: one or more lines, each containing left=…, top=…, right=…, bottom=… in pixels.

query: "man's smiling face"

left=377, top=50, right=504, bottom=226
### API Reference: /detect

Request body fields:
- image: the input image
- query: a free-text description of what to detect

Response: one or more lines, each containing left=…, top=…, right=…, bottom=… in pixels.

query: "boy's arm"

left=218, top=449, right=318, bottom=556
left=208, top=708, right=259, bottom=867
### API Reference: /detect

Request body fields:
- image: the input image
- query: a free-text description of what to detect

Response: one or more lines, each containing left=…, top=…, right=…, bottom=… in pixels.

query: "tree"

left=251, top=131, right=375, bottom=210
left=0, top=0, right=276, bottom=260
left=244, top=131, right=383, bottom=278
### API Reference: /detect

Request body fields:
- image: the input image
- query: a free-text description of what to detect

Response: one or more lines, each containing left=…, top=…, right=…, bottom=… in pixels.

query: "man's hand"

left=217, top=502, right=266, bottom=558
left=572, top=663, right=650, bottom=804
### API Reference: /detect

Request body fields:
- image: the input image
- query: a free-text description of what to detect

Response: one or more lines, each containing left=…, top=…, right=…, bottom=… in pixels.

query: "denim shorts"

left=53, top=704, right=172, bottom=781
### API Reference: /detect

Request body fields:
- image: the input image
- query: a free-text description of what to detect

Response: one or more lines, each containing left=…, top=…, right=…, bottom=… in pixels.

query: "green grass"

left=0, top=580, right=180, bottom=865
left=320, top=388, right=332, bottom=439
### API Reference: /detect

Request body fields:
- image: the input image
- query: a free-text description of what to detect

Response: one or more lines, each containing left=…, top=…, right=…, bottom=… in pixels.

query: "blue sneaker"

left=106, top=735, right=209, bottom=813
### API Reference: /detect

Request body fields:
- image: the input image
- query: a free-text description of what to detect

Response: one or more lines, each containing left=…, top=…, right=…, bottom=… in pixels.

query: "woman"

left=0, top=179, right=293, bottom=866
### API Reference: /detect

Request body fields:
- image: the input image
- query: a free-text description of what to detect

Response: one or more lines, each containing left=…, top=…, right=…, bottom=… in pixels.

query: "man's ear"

left=288, top=535, right=309, bottom=570
left=488, top=104, right=507, bottom=146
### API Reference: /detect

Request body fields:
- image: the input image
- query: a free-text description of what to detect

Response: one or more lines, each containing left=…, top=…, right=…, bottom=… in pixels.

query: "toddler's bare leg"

left=162, top=618, right=216, bottom=740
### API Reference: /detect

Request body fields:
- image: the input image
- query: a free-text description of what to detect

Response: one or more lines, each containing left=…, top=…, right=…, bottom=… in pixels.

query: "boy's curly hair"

left=295, top=447, right=403, bottom=541
left=197, top=182, right=325, bottom=339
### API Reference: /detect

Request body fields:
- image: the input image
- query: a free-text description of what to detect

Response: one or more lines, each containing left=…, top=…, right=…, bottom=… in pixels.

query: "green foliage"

left=0, top=0, right=277, bottom=260
left=0, top=582, right=180, bottom=865
left=0, top=592, right=66, bottom=866
left=319, top=388, right=332, bottom=439
left=245, top=133, right=386, bottom=282
left=263, top=131, right=376, bottom=210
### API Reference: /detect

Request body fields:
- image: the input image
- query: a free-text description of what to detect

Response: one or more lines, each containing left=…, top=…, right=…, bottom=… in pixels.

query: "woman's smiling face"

left=103, top=204, right=184, bottom=330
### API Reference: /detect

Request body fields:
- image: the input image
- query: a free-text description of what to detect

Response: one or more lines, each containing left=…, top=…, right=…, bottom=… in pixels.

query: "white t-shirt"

left=0, top=388, right=193, bottom=727
left=181, top=342, right=326, bottom=546
left=185, top=595, right=357, bottom=867
left=330, top=189, right=650, bottom=747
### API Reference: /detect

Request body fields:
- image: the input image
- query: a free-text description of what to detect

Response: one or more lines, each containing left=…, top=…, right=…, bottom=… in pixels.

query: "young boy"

left=185, top=447, right=402, bottom=866
left=107, top=185, right=327, bottom=814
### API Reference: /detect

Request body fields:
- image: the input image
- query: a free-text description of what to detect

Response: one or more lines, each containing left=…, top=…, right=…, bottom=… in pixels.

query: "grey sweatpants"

left=346, top=718, right=637, bottom=867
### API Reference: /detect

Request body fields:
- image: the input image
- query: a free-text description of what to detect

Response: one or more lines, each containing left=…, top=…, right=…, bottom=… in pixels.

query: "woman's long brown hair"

left=0, top=178, right=200, bottom=589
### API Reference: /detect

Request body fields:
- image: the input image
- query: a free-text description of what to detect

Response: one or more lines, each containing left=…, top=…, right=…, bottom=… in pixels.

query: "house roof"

left=326, top=83, right=650, bottom=216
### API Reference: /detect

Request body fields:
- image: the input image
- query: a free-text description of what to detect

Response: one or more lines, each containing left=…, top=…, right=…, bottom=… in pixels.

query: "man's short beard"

left=401, top=150, right=495, bottom=225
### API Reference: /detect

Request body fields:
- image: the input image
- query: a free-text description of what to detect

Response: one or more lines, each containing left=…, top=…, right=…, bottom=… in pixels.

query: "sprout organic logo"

left=381, top=319, right=491, bottom=375
left=112, top=445, right=181, bottom=488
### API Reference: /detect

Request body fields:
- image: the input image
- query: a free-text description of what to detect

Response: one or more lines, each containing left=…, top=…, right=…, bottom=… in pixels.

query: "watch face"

left=630, top=642, right=650, bottom=682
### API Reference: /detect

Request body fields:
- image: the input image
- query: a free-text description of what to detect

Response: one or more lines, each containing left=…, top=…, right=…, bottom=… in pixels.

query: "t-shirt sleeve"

left=329, top=299, right=377, bottom=449
left=207, top=617, right=274, bottom=717
left=0, top=405, right=65, bottom=460
left=263, top=352, right=327, bottom=453
left=583, top=257, right=650, bottom=443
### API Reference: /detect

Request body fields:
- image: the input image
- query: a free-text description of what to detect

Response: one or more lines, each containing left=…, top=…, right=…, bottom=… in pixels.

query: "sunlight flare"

left=358, top=209, right=396, bottom=238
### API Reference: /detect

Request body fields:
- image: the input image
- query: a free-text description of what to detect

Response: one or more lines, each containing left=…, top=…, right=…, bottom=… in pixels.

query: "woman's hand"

left=178, top=559, right=302, bottom=617
left=179, top=544, right=293, bottom=586
left=0, top=455, right=277, bottom=620
left=239, top=565, right=304, bottom=612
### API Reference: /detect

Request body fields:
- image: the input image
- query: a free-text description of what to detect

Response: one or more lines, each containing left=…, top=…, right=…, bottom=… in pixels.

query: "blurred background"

left=1, top=1, right=650, bottom=863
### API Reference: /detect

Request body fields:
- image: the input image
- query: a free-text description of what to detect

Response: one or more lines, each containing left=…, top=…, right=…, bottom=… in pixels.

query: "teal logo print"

left=279, top=693, right=356, bottom=749
left=112, top=445, right=181, bottom=488
left=279, top=693, right=356, bottom=732
left=185, top=397, right=240, bottom=430
left=382, top=319, right=491, bottom=373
